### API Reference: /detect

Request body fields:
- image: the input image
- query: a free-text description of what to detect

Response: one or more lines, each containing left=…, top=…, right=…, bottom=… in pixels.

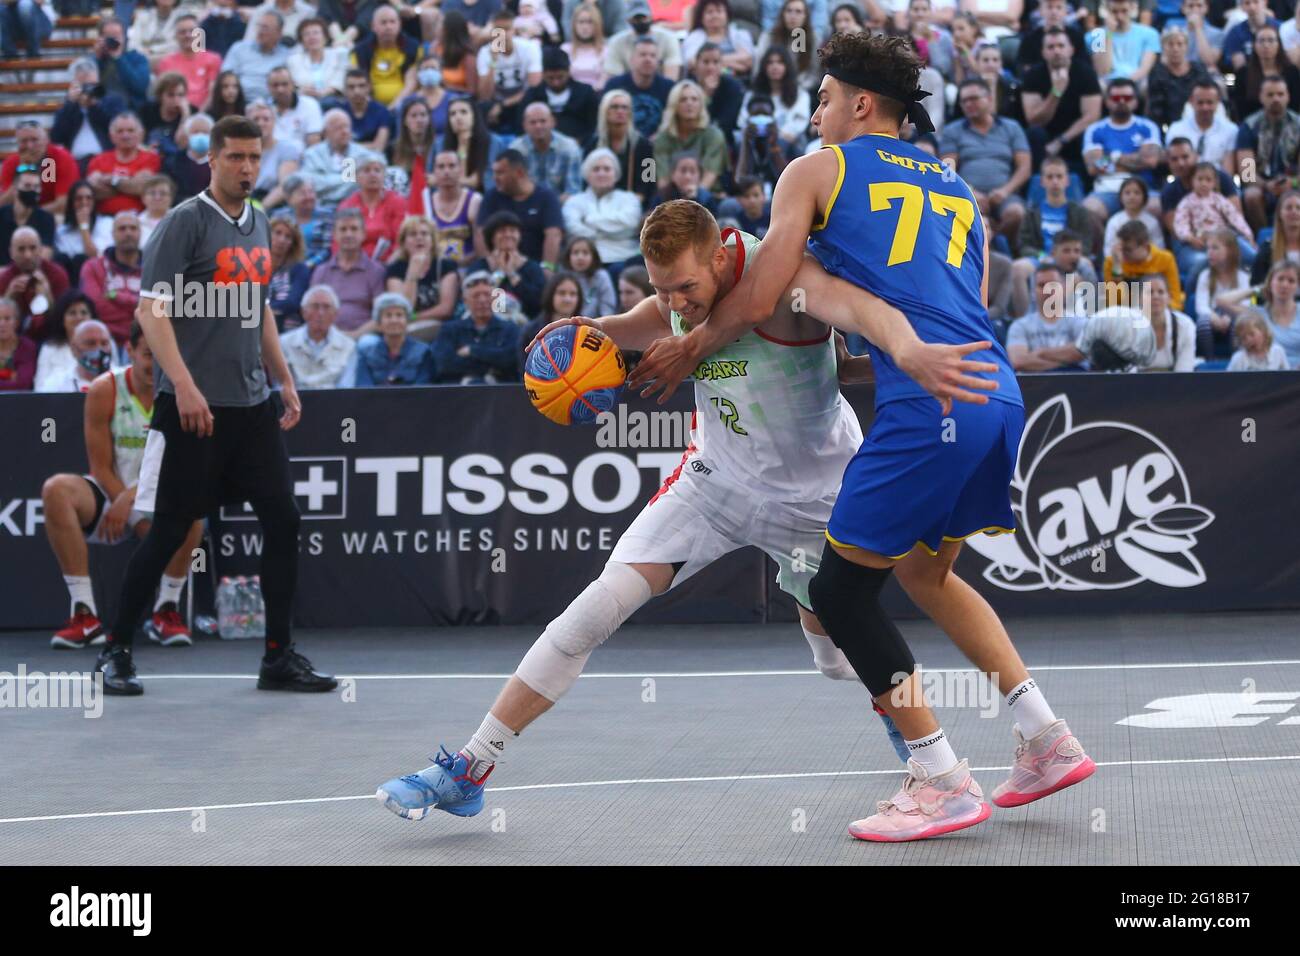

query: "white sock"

left=64, top=575, right=95, bottom=616
left=1005, top=677, right=1057, bottom=739
left=463, top=712, right=517, bottom=779
left=801, top=625, right=858, bottom=681
left=904, top=728, right=959, bottom=778
left=155, top=574, right=186, bottom=611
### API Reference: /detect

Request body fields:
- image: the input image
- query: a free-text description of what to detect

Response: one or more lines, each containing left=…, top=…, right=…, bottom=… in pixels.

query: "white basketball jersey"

left=670, top=229, right=863, bottom=502
left=109, top=366, right=152, bottom=487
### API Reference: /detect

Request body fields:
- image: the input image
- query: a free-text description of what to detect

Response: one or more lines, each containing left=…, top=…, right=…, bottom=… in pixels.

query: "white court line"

left=114, top=658, right=1300, bottom=680
left=1, top=754, right=1298, bottom=826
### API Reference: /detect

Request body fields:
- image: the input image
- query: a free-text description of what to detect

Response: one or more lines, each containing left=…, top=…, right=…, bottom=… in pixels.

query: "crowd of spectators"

left=4, top=0, right=1300, bottom=392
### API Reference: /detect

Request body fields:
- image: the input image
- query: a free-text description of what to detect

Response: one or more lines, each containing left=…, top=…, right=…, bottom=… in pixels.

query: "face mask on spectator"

left=18, top=189, right=40, bottom=208
left=78, top=349, right=112, bottom=375
left=190, top=133, right=211, bottom=154
left=419, top=68, right=442, bottom=87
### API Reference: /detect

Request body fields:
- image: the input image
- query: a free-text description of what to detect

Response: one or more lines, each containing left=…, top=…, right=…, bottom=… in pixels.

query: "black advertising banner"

left=2, top=373, right=1298, bottom=631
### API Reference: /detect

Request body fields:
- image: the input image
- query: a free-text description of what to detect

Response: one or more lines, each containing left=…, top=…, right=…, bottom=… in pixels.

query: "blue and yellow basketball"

left=524, top=324, right=627, bottom=425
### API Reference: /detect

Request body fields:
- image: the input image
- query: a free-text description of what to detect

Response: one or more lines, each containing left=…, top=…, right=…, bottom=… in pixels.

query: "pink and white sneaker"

left=991, top=720, right=1096, bottom=808
left=848, top=758, right=992, bottom=843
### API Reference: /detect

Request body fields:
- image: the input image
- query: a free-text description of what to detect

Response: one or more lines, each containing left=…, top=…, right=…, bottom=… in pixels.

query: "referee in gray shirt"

left=97, top=115, right=336, bottom=696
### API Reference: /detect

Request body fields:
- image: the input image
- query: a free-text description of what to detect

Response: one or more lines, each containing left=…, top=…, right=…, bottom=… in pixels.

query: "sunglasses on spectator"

left=1109, top=93, right=1136, bottom=102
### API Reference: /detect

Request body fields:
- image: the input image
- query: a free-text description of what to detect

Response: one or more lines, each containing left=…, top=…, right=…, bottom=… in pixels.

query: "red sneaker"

left=146, top=603, right=193, bottom=647
left=51, top=608, right=106, bottom=649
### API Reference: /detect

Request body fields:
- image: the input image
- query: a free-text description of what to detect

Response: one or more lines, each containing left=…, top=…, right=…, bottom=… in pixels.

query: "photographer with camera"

left=734, top=96, right=788, bottom=188
left=93, top=17, right=150, bottom=111
left=52, top=59, right=130, bottom=168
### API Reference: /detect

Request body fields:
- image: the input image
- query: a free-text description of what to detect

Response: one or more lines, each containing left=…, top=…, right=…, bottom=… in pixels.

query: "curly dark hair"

left=818, top=32, right=922, bottom=127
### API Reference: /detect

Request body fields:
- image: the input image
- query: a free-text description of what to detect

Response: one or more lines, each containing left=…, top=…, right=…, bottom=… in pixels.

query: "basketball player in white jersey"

left=376, top=200, right=998, bottom=820
left=41, top=321, right=205, bottom=649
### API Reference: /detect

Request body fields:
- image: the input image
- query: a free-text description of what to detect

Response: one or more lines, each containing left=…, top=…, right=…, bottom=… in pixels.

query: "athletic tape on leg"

left=802, top=624, right=859, bottom=681
left=515, top=562, right=653, bottom=702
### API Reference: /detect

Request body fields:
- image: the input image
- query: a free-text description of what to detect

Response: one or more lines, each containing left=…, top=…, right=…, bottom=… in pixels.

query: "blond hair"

left=568, top=2, right=605, bottom=49
left=640, top=199, right=721, bottom=266
left=657, top=80, right=712, bottom=140
left=394, top=215, right=437, bottom=260
left=1234, top=311, right=1274, bottom=350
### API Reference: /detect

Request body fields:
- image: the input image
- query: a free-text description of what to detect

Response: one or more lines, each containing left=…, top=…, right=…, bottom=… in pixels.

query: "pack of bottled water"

left=215, top=575, right=267, bottom=640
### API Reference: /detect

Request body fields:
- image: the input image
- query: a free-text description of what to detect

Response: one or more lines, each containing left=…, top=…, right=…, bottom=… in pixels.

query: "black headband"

left=824, top=64, right=934, bottom=134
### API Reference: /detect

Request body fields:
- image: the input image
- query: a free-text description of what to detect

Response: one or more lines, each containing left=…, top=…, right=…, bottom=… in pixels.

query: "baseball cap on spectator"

left=626, top=0, right=652, bottom=19
left=481, top=210, right=525, bottom=248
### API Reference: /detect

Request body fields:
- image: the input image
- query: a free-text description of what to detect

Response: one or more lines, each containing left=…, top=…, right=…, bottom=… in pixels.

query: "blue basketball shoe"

left=376, top=747, right=493, bottom=820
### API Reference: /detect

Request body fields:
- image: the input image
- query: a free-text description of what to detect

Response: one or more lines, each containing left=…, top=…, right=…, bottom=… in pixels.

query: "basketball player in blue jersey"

left=633, top=32, right=1095, bottom=842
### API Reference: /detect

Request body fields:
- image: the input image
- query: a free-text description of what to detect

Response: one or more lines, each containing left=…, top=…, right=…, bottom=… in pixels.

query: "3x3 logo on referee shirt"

left=149, top=245, right=271, bottom=324
left=213, top=246, right=271, bottom=285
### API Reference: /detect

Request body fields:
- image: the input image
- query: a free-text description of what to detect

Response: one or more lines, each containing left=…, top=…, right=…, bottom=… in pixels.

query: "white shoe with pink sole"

left=848, top=758, right=992, bottom=843
left=992, top=719, right=1096, bottom=809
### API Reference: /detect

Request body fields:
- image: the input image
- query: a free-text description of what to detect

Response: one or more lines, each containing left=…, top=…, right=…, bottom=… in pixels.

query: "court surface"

left=2, top=612, right=1298, bottom=865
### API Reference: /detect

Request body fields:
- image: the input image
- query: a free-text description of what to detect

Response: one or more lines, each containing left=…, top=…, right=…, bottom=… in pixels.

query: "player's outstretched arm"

left=793, top=257, right=999, bottom=413
left=629, top=151, right=830, bottom=402
left=525, top=294, right=670, bottom=355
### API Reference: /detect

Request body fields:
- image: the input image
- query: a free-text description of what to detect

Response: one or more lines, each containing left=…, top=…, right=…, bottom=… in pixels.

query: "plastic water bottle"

left=245, top=576, right=267, bottom=638
left=217, top=576, right=240, bottom=639
left=231, top=577, right=248, bottom=639
left=235, top=576, right=254, bottom=639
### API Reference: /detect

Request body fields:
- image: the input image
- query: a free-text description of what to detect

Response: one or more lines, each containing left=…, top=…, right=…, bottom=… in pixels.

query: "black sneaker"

left=257, top=646, right=338, bottom=692
left=96, top=645, right=144, bottom=696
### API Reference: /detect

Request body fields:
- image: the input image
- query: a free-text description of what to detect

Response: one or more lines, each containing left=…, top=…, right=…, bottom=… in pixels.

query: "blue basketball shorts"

left=826, top=397, right=1025, bottom=560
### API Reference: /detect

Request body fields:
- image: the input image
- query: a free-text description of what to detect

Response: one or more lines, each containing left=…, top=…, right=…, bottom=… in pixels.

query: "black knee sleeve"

left=808, top=542, right=916, bottom=698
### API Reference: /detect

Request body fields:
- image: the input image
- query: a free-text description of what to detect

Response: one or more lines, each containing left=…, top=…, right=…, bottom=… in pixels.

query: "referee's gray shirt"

left=140, top=191, right=272, bottom=407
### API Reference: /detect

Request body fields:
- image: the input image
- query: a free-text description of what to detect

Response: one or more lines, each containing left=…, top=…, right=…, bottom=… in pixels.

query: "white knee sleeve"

left=515, top=562, right=653, bottom=702
left=803, top=624, right=860, bottom=682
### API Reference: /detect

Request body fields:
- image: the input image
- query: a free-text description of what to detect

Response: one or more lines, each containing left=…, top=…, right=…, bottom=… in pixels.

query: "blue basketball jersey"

left=806, top=133, right=1022, bottom=409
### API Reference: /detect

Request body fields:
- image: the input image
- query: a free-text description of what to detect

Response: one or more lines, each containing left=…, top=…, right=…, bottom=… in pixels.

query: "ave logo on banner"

left=967, top=394, right=1215, bottom=591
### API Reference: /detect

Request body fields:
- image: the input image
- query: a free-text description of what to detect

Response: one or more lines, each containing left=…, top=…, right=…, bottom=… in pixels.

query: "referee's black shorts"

left=143, top=391, right=295, bottom=520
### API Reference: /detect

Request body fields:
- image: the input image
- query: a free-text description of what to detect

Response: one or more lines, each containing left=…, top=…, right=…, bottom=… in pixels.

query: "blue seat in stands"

left=1196, top=359, right=1230, bottom=371
left=1027, top=173, right=1085, bottom=206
